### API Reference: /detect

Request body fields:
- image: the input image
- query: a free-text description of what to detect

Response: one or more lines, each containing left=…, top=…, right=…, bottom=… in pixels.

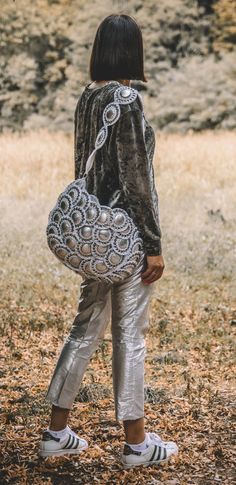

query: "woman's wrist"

left=144, top=241, right=162, bottom=257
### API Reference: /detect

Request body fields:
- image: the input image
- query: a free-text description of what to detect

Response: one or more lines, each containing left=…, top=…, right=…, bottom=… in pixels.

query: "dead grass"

left=0, top=130, right=235, bottom=484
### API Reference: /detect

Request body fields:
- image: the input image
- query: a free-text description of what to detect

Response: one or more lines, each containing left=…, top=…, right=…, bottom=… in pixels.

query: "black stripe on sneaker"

left=163, top=447, right=167, bottom=460
left=62, top=435, right=71, bottom=449
left=67, top=436, right=75, bottom=449
left=160, top=447, right=164, bottom=461
left=72, top=437, right=79, bottom=449
left=63, top=435, right=75, bottom=449
left=150, top=445, right=157, bottom=462
left=156, top=446, right=162, bottom=461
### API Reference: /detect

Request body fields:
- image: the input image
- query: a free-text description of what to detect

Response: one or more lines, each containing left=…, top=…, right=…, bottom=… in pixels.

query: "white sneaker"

left=39, top=426, right=88, bottom=458
left=121, top=432, right=178, bottom=469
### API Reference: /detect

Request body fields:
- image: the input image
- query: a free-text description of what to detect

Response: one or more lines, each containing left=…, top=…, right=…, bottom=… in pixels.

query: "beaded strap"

left=83, top=86, right=145, bottom=176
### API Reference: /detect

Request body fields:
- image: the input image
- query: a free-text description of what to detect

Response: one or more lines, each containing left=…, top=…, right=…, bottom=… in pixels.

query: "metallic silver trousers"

left=45, top=253, right=153, bottom=421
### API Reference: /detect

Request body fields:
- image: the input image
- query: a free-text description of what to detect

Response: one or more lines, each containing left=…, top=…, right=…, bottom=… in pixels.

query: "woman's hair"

left=89, top=14, right=147, bottom=82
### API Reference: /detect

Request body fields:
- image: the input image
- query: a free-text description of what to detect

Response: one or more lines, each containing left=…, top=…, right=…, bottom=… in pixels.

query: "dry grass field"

left=0, top=130, right=235, bottom=484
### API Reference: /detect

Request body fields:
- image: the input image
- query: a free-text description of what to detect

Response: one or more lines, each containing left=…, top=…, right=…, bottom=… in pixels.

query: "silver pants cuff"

left=45, top=254, right=153, bottom=421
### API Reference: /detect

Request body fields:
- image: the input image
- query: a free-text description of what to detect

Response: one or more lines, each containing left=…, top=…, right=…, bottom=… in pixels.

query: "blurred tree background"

left=0, top=0, right=235, bottom=133
left=1, top=4, right=236, bottom=481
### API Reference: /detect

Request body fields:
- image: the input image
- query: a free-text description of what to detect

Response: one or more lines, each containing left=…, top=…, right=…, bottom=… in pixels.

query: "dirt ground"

left=0, top=130, right=235, bottom=484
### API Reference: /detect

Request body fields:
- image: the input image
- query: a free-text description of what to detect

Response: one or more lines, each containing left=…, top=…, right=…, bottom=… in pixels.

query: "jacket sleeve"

left=110, top=106, right=162, bottom=256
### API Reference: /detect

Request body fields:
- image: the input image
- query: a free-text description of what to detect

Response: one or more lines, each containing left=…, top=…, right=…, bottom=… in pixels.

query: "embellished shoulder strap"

left=83, top=86, right=145, bottom=176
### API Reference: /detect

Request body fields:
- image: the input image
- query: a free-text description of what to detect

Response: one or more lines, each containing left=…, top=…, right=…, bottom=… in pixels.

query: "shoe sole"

left=39, top=443, right=88, bottom=458
left=121, top=452, right=177, bottom=470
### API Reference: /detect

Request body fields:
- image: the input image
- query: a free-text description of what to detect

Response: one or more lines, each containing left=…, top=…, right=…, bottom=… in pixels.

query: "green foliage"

left=153, top=53, right=236, bottom=132
left=0, top=0, right=235, bottom=133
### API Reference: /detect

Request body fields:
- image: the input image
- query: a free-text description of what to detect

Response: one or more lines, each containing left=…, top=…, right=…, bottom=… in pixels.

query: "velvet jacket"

left=74, top=80, right=162, bottom=256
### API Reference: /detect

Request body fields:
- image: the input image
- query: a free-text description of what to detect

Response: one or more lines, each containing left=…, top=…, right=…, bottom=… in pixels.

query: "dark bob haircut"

left=89, top=14, right=147, bottom=83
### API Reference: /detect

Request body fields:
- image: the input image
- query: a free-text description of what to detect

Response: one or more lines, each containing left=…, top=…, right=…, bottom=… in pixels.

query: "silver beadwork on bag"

left=46, top=85, right=145, bottom=283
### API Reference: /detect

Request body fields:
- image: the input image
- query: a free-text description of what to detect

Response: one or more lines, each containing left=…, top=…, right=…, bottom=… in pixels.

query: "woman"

left=39, top=14, right=178, bottom=468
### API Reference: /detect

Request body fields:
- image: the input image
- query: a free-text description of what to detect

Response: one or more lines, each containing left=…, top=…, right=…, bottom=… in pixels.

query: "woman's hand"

left=141, top=255, right=165, bottom=285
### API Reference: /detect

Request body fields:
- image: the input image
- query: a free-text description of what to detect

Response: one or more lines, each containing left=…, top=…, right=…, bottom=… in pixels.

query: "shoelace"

left=148, top=432, right=177, bottom=450
left=148, top=432, right=165, bottom=445
left=65, top=426, right=79, bottom=439
left=65, top=426, right=88, bottom=446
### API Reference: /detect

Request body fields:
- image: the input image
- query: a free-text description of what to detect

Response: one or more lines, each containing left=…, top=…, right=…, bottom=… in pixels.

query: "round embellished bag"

left=46, top=85, right=145, bottom=283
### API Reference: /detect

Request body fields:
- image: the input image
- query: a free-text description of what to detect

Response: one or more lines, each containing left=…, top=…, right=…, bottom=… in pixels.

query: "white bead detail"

left=84, top=86, right=144, bottom=176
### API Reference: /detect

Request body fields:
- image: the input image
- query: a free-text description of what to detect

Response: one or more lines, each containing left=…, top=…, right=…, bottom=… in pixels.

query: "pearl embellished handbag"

left=46, top=84, right=145, bottom=283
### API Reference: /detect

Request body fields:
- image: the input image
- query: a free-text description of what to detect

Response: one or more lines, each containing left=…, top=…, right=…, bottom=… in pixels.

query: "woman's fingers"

left=141, top=266, right=154, bottom=280
left=141, top=255, right=165, bottom=285
left=141, top=268, right=163, bottom=285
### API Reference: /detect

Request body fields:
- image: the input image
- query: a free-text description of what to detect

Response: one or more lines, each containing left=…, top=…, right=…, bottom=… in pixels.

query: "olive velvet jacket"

left=74, top=80, right=162, bottom=256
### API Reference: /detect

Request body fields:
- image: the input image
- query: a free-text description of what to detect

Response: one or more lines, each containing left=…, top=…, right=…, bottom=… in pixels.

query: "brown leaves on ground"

left=1, top=297, right=235, bottom=484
